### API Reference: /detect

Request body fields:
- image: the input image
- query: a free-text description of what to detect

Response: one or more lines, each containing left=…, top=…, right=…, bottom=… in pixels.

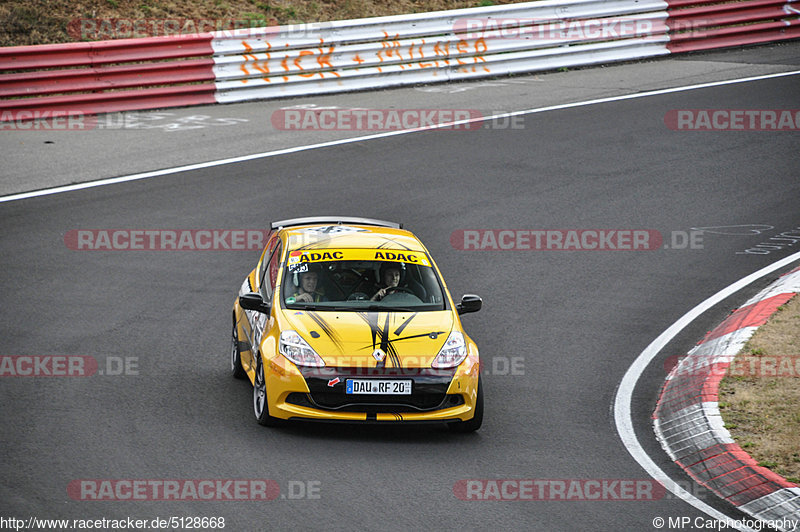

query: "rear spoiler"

left=270, top=216, right=402, bottom=230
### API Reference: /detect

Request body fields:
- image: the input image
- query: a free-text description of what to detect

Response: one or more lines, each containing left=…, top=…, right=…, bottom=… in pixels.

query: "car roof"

left=275, top=219, right=427, bottom=253
left=271, top=216, right=401, bottom=230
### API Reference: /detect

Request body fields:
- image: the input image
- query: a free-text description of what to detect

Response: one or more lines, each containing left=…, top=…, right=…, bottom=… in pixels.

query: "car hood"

left=282, top=310, right=454, bottom=368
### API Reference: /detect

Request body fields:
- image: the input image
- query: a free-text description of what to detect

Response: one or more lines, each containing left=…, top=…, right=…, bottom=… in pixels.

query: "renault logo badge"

left=372, top=349, right=386, bottom=362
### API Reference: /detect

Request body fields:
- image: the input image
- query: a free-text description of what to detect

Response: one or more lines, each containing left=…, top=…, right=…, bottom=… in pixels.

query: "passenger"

left=291, top=269, right=327, bottom=303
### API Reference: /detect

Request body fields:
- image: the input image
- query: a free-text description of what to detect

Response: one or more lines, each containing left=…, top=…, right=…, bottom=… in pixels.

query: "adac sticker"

left=291, top=250, right=345, bottom=263
left=373, top=251, right=429, bottom=266
left=286, top=249, right=430, bottom=266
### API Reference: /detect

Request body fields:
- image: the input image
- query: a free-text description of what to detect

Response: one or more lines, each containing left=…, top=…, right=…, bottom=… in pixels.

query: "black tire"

left=253, top=359, right=282, bottom=427
left=230, top=321, right=246, bottom=380
left=447, top=376, right=483, bottom=433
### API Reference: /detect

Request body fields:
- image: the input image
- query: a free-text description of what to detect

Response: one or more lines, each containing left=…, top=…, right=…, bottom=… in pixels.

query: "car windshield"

left=281, top=248, right=446, bottom=311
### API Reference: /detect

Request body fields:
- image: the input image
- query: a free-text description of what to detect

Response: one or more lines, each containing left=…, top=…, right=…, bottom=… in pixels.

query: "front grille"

left=286, top=392, right=464, bottom=413
left=294, top=366, right=459, bottom=412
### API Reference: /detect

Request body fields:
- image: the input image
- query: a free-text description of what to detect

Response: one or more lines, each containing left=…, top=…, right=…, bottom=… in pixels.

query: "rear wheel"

left=253, top=359, right=282, bottom=426
left=230, top=321, right=246, bottom=379
left=447, top=376, right=483, bottom=433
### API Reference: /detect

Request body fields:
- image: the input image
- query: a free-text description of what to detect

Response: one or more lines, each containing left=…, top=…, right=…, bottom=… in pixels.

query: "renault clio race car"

left=230, top=217, right=483, bottom=431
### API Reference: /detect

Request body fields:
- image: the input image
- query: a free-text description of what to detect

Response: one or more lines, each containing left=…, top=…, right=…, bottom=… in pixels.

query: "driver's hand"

left=371, top=288, right=387, bottom=301
left=295, top=293, right=313, bottom=303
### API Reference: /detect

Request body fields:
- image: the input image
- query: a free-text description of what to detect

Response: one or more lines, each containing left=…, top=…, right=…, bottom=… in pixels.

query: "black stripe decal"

left=357, top=311, right=402, bottom=369
left=381, top=313, right=402, bottom=368
left=354, top=330, right=446, bottom=350
left=306, top=310, right=344, bottom=352
left=357, top=311, right=383, bottom=368
left=393, top=312, right=417, bottom=336
left=357, top=312, right=448, bottom=368
left=294, top=237, right=336, bottom=251
left=378, top=237, right=412, bottom=250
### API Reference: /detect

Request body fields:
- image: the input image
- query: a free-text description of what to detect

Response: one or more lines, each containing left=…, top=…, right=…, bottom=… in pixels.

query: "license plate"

left=345, top=379, right=412, bottom=395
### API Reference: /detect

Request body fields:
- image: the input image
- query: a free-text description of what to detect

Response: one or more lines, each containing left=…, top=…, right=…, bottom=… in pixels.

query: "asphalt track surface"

left=1, top=45, right=799, bottom=531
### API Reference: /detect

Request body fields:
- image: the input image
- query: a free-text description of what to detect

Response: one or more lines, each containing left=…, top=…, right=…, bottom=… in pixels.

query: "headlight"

left=279, top=331, right=325, bottom=367
left=431, top=331, right=467, bottom=368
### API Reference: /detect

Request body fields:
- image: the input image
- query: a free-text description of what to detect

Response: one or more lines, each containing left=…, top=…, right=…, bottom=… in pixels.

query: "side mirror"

left=456, top=294, right=482, bottom=315
left=239, top=292, right=271, bottom=314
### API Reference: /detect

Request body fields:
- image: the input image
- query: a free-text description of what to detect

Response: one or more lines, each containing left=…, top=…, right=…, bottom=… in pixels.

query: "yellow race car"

left=231, top=217, right=483, bottom=431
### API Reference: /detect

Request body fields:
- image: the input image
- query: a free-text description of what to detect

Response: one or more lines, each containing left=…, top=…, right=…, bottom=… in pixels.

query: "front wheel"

left=447, top=376, right=483, bottom=433
left=253, top=359, right=282, bottom=426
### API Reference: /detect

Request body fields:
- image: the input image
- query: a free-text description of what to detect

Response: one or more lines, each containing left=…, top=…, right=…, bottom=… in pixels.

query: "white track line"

left=614, top=250, right=800, bottom=531
left=2, top=69, right=799, bottom=204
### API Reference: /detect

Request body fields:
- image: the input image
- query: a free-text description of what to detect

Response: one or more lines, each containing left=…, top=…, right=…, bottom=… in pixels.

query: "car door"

left=241, top=237, right=281, bottom=373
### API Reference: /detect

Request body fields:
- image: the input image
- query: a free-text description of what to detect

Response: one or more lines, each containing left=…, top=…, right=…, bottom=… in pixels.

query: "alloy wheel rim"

left=230, top=328, right=238, bottom=372
left=253, top=364, right=266, bottom=417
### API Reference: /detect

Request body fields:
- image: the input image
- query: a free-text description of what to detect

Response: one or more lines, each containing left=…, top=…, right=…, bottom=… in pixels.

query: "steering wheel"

left=347, top=292, right=370, bottom=301
left=385, top=286, right=415, bottom=295
left=378, top=286, right=419, bottom=301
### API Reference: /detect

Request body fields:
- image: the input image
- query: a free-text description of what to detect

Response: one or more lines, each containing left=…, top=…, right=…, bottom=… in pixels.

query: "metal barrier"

left=0, top=0, right=798, bottom=119
left=667, top=0, right=800, bottom=52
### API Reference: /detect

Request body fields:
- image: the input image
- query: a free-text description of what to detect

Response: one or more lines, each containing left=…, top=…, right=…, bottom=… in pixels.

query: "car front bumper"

left=263, top=355, right=480, bottom=422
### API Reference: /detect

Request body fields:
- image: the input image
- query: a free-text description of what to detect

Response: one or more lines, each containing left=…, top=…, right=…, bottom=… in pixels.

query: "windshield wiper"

left=287, top=304, right=358, bottom=312
left=287, top=304, right=317, bottom=310
left=366, top=305, right=416, bottom=312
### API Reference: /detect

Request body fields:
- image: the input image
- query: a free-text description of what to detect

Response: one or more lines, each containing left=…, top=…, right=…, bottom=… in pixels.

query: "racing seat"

left=405, top=275, right=428, bottom=301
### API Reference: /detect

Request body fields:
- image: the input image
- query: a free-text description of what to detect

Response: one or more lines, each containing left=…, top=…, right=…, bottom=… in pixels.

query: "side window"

left=257, top=234, right=278, bottom=291
left=260, top=240, right=282, bottom=302
left=419, top=266, right=443, bottom=304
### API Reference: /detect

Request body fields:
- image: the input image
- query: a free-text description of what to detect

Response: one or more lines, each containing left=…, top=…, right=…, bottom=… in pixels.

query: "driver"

left=291, top=268, right=327, bottom=303
left=371, top=263, right=402, bottom=301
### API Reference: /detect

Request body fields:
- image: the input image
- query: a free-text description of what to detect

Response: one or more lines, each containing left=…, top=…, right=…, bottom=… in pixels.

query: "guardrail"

left=667, top=0, right=800, bottom=52
left=1, top=0, right=798, bottom=120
